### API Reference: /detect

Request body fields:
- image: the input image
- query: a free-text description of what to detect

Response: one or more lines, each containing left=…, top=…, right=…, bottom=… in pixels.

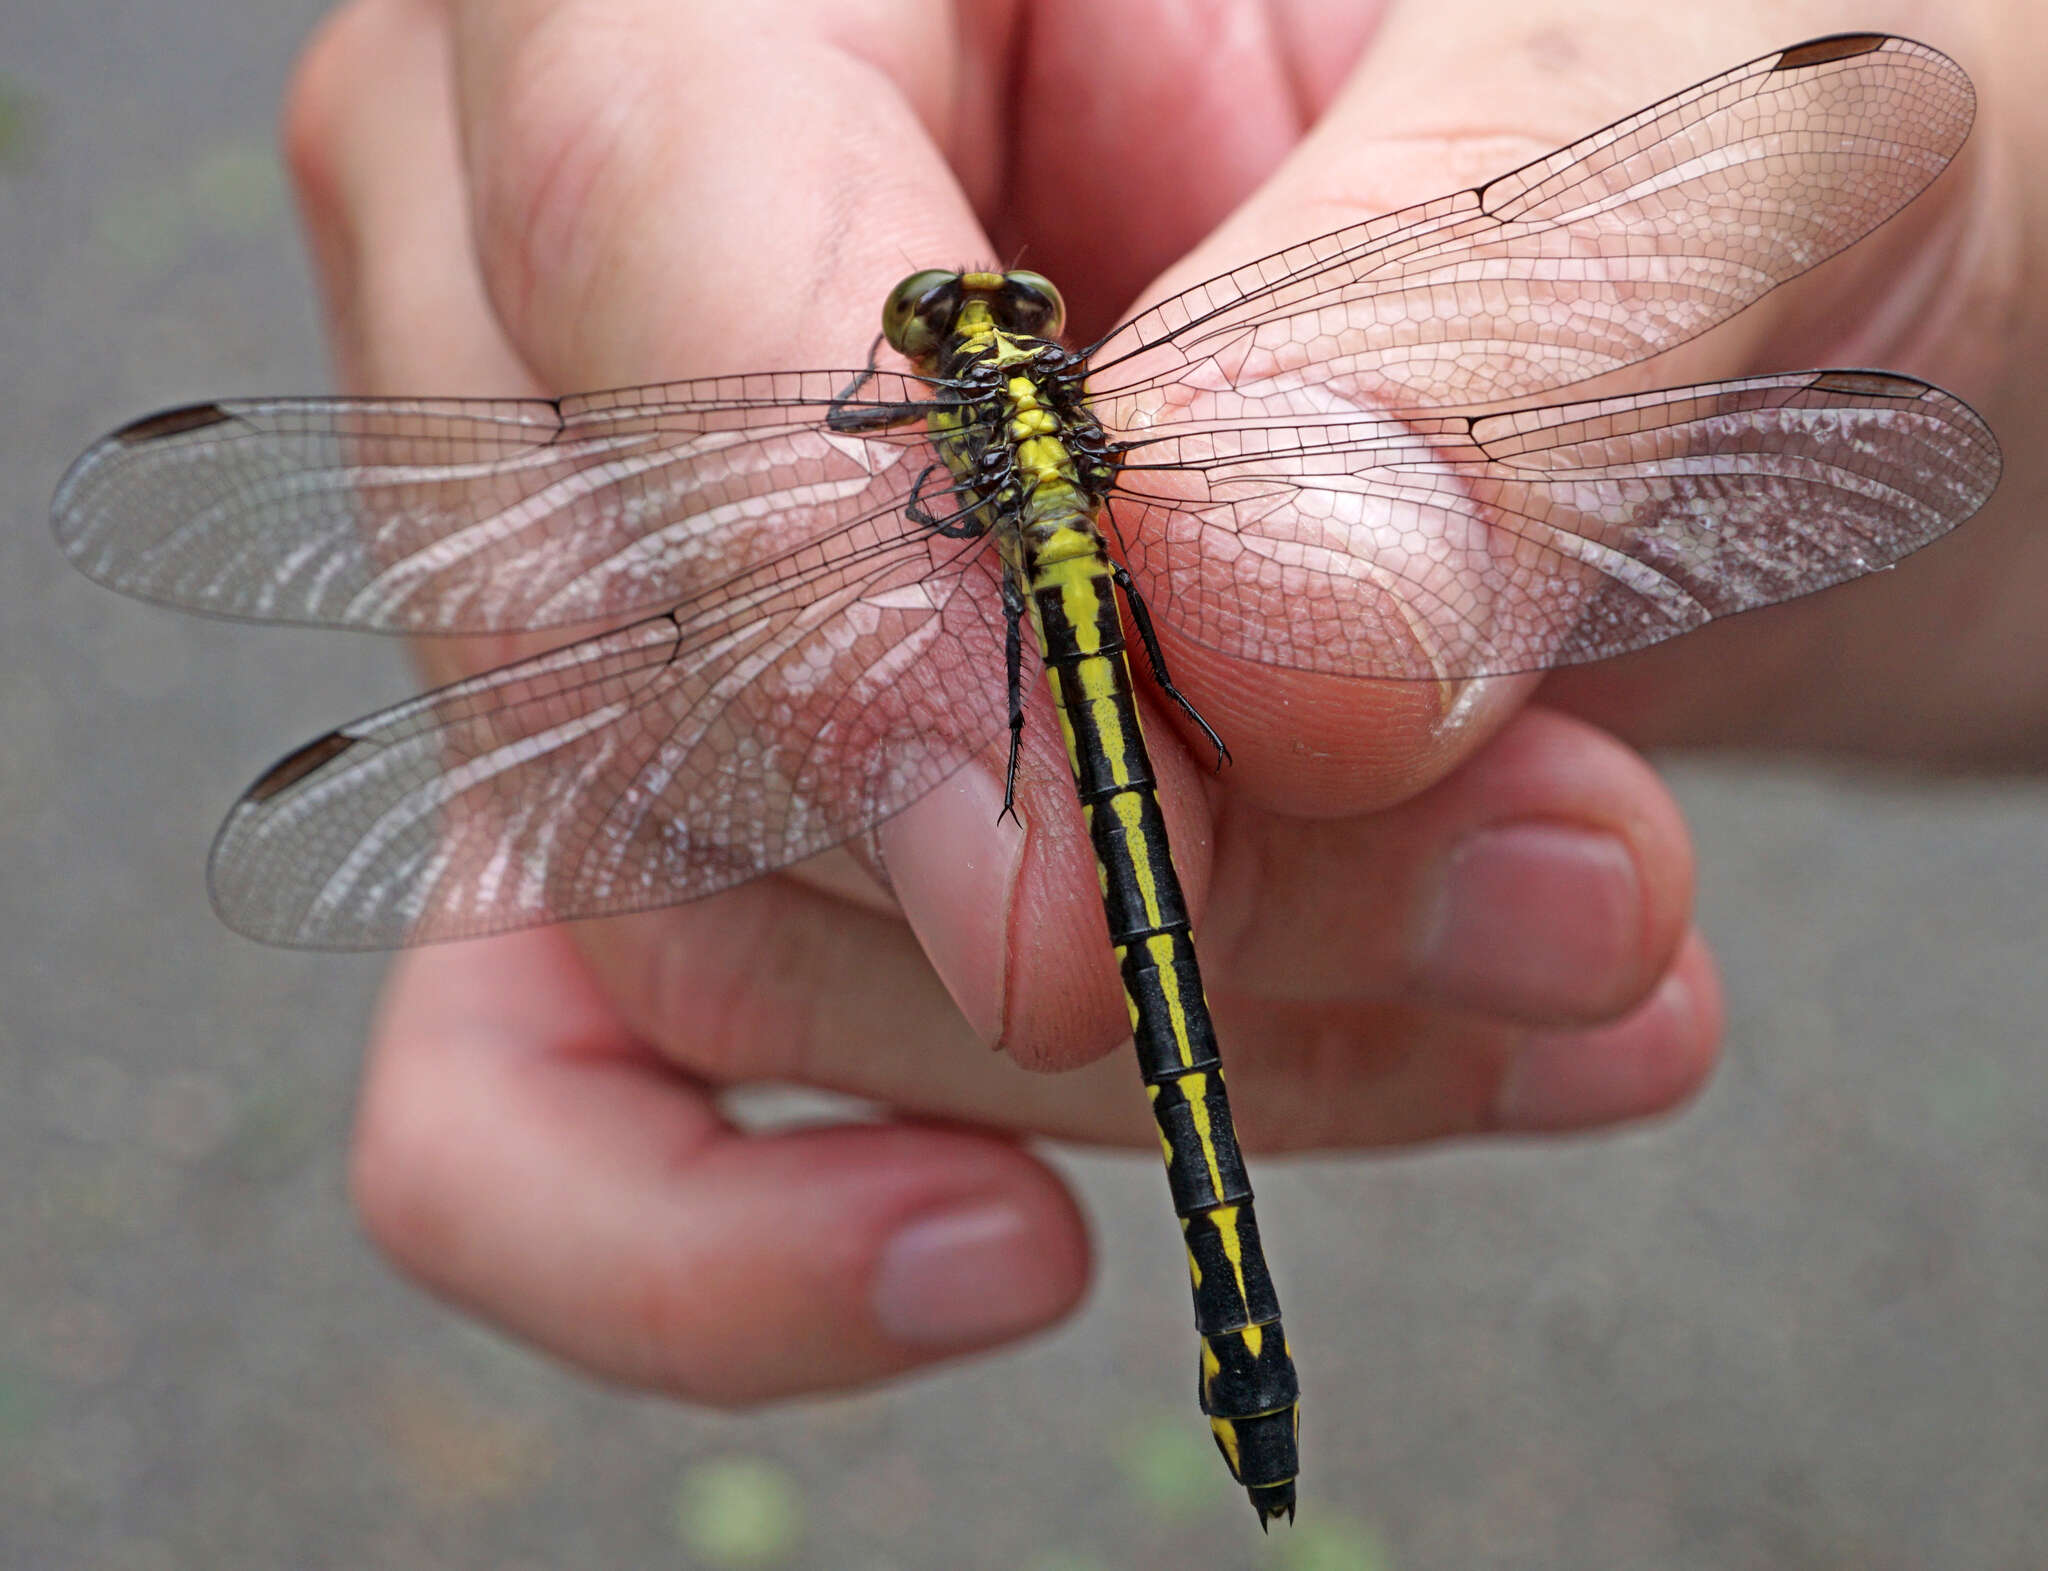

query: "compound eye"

left=1000, top=271, right=1066, bottom=340
left=882, top=270, right=960, bottom=360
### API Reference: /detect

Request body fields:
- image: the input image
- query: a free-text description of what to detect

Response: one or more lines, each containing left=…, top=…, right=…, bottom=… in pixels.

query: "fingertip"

left=1406, top=709, right=1696, bottom=1025
left=1206, top=706, right=1696, bottom=1026
left=1490, top=930, right=1723, bottom=1134
left=867, top=1154, right=1092, bottom=1351
left=881, top=695, right=1219, bottom=1076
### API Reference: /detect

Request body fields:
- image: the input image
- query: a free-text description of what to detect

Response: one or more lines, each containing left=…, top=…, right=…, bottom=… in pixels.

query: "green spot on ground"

left=1114, top=1413, right=1215, bottom=1515
left=221, top=1076, right=325, bottom=1182
left=0, top=1368, right=47, bottom=1443
left=1277, top=1514, right=1393, bottom=1571
left=0, top=74, right=40, bottom=170
left=91, top=183, right=192, bottom=275
left=1930, top=1057, right=2007, bottom=1137
left=89, top=139, right=286, bottom=279
left=673, top=1456, right=803, bottom=1566
left=189, top=143, right=282, bottom=235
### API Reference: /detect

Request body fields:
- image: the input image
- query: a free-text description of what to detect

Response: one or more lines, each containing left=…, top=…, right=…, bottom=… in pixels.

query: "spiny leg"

left=826, top=333, right=928, bottom=432
left=1110, top=561, right=1230, bottom=769
left=904, top=463, right=988, bottom=539
left=999, top=570, right=1027, bottom=823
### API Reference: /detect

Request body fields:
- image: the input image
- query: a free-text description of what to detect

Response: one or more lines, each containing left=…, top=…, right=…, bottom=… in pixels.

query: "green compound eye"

left=999, top=271, right=1065, bottom=339
left=881, top=270, right=960, bottom=359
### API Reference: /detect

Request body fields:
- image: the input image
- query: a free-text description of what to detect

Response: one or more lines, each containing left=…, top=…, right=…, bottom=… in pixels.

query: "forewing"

left=51, top=371, right=940, bottom=633
left=208, top=524, right=1008, bottom=948
left=1089, top=35, right=1973, bottom=414
left=1111, top=371, right=1999, bottom=680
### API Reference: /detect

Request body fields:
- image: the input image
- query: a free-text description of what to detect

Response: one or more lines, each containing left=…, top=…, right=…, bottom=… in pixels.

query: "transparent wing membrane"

left=1110, top=370, right=1997, bottom=680
left=1087, top=34, right=1973, bottom=413
left=51, top=33, right=1998, bottom=946
left=210, top=529, right=1008, bottom=946
left=53, top=372, right=935, bottom=633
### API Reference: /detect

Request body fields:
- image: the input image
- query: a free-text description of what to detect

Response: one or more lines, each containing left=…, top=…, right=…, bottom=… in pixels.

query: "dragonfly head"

left=882, top=269, right=1066, bottom=365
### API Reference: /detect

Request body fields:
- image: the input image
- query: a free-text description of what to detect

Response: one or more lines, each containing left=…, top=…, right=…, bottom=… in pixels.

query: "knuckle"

left=279, top=0, right=379, bottom=212
left=465, top=8, right=665, bottom=354
left=346, top=1070, right=451, bottom=1273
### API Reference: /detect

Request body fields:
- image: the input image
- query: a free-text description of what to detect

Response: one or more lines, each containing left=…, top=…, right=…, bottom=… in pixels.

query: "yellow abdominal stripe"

left=1116, top=954, right=1141, bottom=1030
left=1210, top=1203, right=1253, bottom=1313
left=1210, top=1417, right=1242, bottom=1469
left=1145, top=1082, right=1175, bottom=1167
left=1108, top=794, right=1162, bottom=926
left=1182, top=1071, right=1227, bottom=1200
left=1143, top=933, right=1189, bottom=1052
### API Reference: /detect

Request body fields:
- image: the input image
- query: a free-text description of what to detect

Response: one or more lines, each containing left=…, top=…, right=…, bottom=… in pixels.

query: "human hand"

left=284, top=0, right=2025, bottom=1402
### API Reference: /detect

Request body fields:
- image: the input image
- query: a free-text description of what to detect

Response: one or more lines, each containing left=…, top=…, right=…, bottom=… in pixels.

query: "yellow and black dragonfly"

left=52, top=34, right=2000, bottom=1526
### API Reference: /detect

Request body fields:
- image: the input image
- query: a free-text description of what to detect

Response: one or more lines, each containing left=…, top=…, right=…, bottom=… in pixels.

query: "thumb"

left=1099, top=14, right=1981, bottom=810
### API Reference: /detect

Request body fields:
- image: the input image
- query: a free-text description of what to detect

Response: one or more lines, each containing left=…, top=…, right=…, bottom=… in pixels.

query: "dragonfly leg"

left=826, top=334, right=927, bottom=432
left=1111, top=562, right=1231, bottom=769
left=905, top=464, right=987, bottom=539
left=999, top=571, right=1027, bottom=822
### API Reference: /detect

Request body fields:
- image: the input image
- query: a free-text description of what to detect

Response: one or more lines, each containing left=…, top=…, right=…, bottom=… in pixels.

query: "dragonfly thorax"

left=884, top=271, right=1119, bottom=557
left=930, top=342, right=1117, bottom=560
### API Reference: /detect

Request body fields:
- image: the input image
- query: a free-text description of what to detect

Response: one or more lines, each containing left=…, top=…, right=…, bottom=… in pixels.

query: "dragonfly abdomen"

left=1022, top=529, right=1302, bottom=1526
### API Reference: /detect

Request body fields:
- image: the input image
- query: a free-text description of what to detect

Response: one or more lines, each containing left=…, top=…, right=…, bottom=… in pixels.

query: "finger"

left=286, top=0, right=536, bottom=400
left=578, top=711, right=1713, bottom=1149
left=879, top=701, right=1693, bottom=1080
left=1109, top=4, right=1981, bottom=811
left=285, top=0, right=552, bottom=690
left=1203, top=707, right=1693, bottom=1025
left=564, top=879, right=1720, bottom=1152
left=290, top=0, right=1072, bottom=1054
left=1226, top=927, right=1725, bottom=1150
left=440, top=0, right=989, bottom=387
left=290, top=0, right=1077, bottom=1115
left=1291, top=5, right=1998, bottom=756
left=1185, top=2, right=1973, bottom=377
left=354, top=928, right=1090, bottom=1401
left=412, top=0, right=1219, bottom=1073
left=295, top=0, right=1098, bottom=1388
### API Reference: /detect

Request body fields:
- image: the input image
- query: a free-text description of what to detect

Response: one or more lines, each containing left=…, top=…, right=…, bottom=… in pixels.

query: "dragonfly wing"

left=208, top=526, right=1008, bottom=948
left=51, top=371, right=941, bottom=633
left=1111, top=371, right=1999, bottom=680
left=1089, top=35, right=1973, bottom=413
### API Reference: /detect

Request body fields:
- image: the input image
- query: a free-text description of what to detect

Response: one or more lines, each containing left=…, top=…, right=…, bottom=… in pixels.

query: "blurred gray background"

left=5, top=6, right=2043, bottom=1570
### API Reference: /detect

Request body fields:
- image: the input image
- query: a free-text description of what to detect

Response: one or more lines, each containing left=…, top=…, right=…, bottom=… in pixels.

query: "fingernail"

left=872, top=1202, right=1064, bottom=1347
left=1413, top=822, right=1641, bottom=1018
left=1494, top=967, right=1701, bottom=1131
left=879, top=765, right=1025, bottom=1044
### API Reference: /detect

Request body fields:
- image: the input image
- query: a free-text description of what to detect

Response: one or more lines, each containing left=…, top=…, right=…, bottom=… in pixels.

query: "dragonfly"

left=53, top=33, right=1999, bottom=1526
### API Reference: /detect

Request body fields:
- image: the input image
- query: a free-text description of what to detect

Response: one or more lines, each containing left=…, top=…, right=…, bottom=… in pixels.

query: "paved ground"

left=5, top=7, right=2044, bottom=1569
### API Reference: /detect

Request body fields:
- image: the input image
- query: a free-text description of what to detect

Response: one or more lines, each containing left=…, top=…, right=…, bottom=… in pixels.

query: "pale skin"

left=283, top=0, right=2044, bottom=1404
